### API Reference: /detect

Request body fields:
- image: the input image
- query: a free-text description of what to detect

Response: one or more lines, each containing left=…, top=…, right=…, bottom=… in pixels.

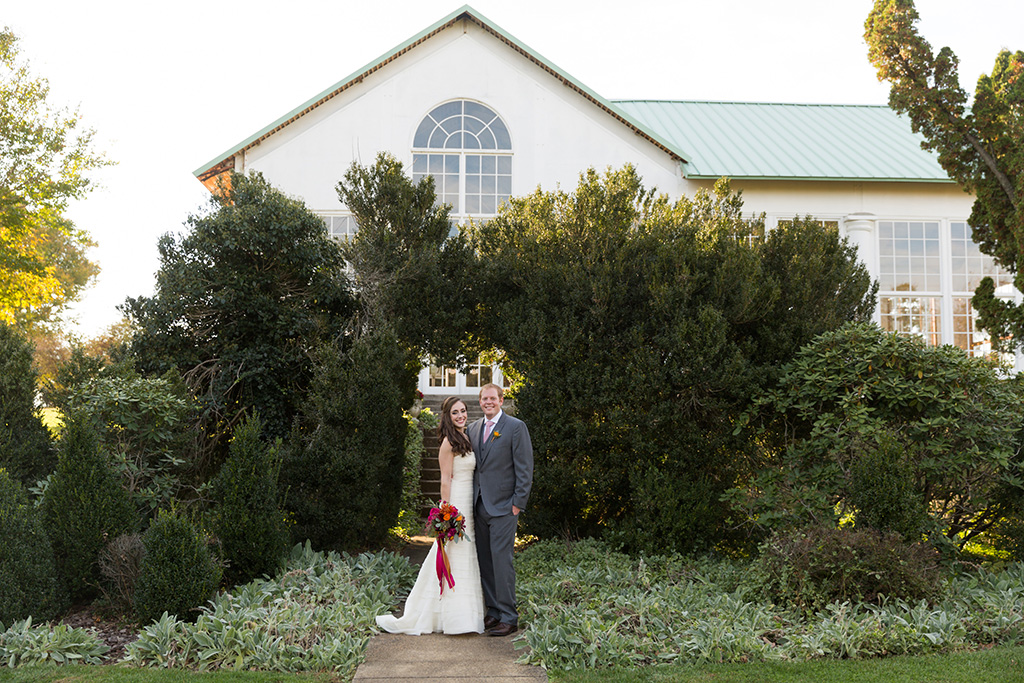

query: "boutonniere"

left=491, top=430, right=501, bottom=441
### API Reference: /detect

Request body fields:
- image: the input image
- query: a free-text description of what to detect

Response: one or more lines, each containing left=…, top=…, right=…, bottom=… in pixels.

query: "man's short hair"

left=479, top=383, right=504, bottom=399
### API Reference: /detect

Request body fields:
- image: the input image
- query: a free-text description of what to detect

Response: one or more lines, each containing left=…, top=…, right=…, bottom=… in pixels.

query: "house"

left=194, top=5, right=1021, bottom=394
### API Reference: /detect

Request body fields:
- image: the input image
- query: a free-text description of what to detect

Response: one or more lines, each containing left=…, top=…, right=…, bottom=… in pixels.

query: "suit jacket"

left=470, top=411, right=533, bottom=518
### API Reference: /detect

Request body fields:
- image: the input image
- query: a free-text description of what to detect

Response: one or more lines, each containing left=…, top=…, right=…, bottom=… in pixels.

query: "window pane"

left=491, top=119, right=512, bottom=149
left=429, top=101, right=462, bottom=121
left=466, top=195, right=480, bottom=213
left=463, top=101, right=496, bottom=123
left=412, top=154, right=427, bottom=173
left=413, top=119, right=433, bottom=148
left=497, top=156, right=512, bottom=174
left=444, top=155, right=460, bottom=173
left=466, top=155, right=480, bottom=173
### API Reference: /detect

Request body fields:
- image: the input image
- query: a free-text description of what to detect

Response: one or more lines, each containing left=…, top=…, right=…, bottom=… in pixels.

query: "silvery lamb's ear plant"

left=124, top=544, right=416, bottom=675
left=0, top=617, right=108, bottom=667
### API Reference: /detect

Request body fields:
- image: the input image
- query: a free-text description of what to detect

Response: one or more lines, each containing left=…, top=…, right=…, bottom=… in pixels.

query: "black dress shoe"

left=487, top=622, right=518, bottom=637
left=484, top=615, right=501, bottom=630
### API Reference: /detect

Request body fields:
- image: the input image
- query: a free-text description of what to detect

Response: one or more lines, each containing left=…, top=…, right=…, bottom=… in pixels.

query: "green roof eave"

left=683, top=173, right=957, bottom=183
left=194, top=5, right=690, bottom=179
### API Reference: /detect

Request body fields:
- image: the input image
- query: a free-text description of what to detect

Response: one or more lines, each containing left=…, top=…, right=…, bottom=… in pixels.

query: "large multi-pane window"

left=411, top=100, right=512, bottom=220
left=877, top=221, right=943, bottom=345
left=877, top=219, right=1017, bottom=358
left=322, top=214, right=358, bottom=241
left=949, top=221, right=1015, bottom=357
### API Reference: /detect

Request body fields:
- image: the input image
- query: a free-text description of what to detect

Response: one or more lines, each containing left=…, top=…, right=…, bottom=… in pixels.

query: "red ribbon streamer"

left=435, top=537, right=455, bottom=596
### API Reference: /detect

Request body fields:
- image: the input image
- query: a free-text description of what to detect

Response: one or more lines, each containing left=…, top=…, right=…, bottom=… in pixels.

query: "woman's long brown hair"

left=438, top=396, right=473, bottom=456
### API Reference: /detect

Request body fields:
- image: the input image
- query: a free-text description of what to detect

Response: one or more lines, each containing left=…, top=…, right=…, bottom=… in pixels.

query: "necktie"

left=484, top=420, right=494, bottom=444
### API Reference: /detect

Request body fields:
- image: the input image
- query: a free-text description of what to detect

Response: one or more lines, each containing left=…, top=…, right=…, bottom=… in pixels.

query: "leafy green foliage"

left=749, top=526, right=942, bottom=611
left=0, top=469, right=65, bottom=624
left=41, top=415, right=136, bottom=601
left=0, top=322, right=54, bottom=484
left=0, top=616, right=108, bottom=667
left=0, top=29, right=107, bottom=328
left=123, top=171, right=354, bottom=474
left=209, top=414, right=288, bottom=587
left=337, top=153, right=475, bottom=365
left=865, top=1, right=1024, bottom=351
left=515, top=540, right=1024, bottom=670
left=732, top=323, right=1024, bottom=547
left=470, top=167, right=874, bottom=553
left=65, top=371, right=195, bottom=518
left=133, top=510, right=222, bottom=625
left=282, top=328, right=413, bottom=550
left=848, top=434, right=929, bottom=539
left=124, top=543, right=415, bottom=675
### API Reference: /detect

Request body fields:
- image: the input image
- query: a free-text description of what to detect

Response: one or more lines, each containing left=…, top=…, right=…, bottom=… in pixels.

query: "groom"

left=470, top=383, right=533, bottom=637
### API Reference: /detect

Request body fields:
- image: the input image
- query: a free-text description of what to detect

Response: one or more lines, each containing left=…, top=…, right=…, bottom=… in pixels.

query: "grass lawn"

left=549, top=645, right=1024, bottom=683
left=0, top=666, right=341, bottom=683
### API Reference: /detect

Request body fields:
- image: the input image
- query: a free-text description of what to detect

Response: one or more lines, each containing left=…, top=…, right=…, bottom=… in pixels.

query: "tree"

left=336, top=152, right=476, bottom=366
left=470, top=167, right=876, bottom=553
left=0, top=321, right=54, bottom=485
left=282, top=328, right=412, bottom=550
left=0, top=28, right=107, bottom=327
left=123, top=172, right=354, bottom=473
left=865, top=0, right=1024, bottom=349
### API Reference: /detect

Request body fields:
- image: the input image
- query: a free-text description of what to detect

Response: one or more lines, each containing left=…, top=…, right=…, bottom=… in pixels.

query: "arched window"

left=412, top=100, right=512, bottom=218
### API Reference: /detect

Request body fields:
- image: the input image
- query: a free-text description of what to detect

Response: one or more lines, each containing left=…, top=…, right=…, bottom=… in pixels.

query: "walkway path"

left=353, top=536, right=548, bottom=682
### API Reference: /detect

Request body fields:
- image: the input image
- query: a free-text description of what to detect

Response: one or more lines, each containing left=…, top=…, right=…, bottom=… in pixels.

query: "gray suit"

left=470, top=411, right=533, bottom=626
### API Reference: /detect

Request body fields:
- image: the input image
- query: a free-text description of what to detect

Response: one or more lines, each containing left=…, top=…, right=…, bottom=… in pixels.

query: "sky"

left=5, top=0, right=1023, bottom=338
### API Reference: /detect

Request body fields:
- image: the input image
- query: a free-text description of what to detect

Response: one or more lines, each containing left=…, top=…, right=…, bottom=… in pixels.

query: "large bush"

left=750, top=526, right=942, bottom=611
left=65, top=371, right=195, bottom=517
left=209, top=414, right=288, bottom=586
left=41, top=415, right=136, bottom=601
left=0, top=322, right=54, bottom=484
left=282, top=328, right=413, bottom=550
left=733, top=322, right=1024, bottom=548
left=0, top=469, right=65, bottom=623
left=470, top=168, right=875, bottom=553
left=123, top=171, right=355, bottom=475
left=134, top=509, right=221, bottom=624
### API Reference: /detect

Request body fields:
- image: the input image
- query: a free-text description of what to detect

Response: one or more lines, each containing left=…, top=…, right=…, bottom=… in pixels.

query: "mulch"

left=60, top=604, right=139, bottom=664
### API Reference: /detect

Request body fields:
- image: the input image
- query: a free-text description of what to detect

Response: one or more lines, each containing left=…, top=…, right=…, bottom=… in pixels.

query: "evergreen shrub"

left=282, top=328, right=413, bottom=550
left=0, top=469, right=66, bottom=623
left=0, top=322, right=55, bottom=484
left=41, top=415, right=136, bottom=601
left=750, top=525, right=942, bottom=610
left=134, top=510, right=221, bottom=624
left=849, top=433, right=929, bottom=539
left=209, top=414, right=288, bottom=586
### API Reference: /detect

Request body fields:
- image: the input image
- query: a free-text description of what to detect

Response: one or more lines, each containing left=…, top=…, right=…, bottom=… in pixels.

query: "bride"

left=375, top=396, right=485, bottom=634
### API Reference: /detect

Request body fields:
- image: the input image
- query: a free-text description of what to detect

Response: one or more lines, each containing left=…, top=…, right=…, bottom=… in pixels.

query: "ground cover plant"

left=123, top=543, right=415, bottom=676
left=512, top=539, right=1024, bottom=671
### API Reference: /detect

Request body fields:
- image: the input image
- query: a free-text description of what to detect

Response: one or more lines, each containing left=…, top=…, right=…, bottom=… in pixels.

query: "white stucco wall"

left=236, top=18, right=686, bottom=213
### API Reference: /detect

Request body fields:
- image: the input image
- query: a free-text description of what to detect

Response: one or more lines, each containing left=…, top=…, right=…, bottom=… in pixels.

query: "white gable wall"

left=236, top=18, right=686, bottom=213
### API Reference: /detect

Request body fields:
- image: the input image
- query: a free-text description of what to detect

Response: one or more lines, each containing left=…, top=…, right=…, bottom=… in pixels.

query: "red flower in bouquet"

left=425, top=501, right=466, bottom=595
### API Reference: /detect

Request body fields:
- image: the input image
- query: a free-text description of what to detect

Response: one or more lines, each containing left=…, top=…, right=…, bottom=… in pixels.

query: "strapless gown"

left=375, top=451, right=485, bottom=634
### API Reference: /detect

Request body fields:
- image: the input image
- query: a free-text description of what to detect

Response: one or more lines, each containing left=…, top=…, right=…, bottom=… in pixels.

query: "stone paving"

left=353, top=536, right=547, bottom=682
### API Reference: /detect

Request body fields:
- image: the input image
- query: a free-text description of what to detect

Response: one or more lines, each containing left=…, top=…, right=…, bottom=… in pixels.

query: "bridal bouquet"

left=425, top=501, right=466, bottom=595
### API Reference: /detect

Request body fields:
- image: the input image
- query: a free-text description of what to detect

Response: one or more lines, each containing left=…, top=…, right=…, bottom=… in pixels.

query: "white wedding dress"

left=376, top=451, right=485, bottom=634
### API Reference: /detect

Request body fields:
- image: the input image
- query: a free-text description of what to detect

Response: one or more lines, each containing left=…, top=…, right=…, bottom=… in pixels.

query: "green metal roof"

left=194, top=5, right=688, bottom=178
left=613, top=100, right=952, bottom=182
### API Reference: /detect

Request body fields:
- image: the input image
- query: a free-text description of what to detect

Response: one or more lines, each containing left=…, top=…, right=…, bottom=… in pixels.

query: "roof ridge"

left=611, top=99, right=893, bottom=109
left=195, top=5, right=692, bottom=177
